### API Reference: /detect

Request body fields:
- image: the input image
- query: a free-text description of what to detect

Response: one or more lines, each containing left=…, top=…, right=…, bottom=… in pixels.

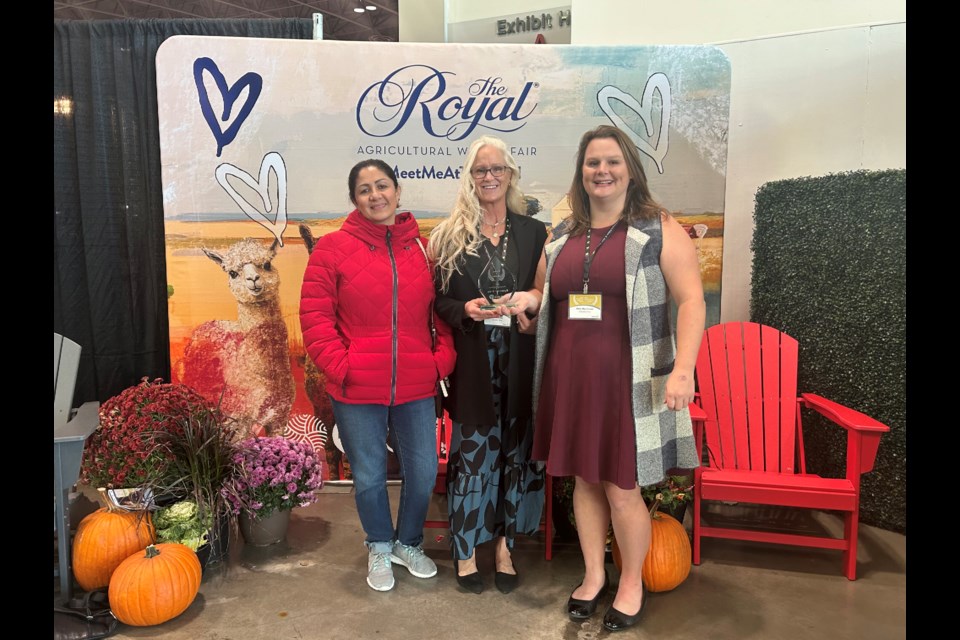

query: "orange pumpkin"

left=109, top=543, right=202, bottom=626
left=72, top=496, right=155, bottom=591
left=612, top=508, right=692, bottom=593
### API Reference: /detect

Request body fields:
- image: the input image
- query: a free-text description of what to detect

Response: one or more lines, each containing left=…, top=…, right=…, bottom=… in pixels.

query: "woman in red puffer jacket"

left=300, top=159, right=455, bottom=593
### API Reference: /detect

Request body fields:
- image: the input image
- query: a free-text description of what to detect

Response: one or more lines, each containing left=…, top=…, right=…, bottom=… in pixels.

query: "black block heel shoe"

left=454, top=559, right=483, bottom=594
left=602, top=582, right=648, bottom=632
left=567, top=571, right=610, bottom=620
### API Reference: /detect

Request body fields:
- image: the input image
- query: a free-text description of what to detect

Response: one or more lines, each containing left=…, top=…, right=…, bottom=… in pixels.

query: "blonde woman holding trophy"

left=428, top=136, right=547, bottom=595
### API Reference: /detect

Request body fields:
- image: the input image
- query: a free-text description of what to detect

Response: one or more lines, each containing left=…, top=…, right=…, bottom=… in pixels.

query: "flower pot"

left=197, top=513, right=233, bottom=569
left=660, top=502, right=688, bottom=526
left=239, top=509, right=291, bottom=546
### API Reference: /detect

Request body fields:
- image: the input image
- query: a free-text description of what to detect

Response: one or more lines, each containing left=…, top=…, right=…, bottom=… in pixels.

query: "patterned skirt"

left=447, top=325, right=545, bottom=560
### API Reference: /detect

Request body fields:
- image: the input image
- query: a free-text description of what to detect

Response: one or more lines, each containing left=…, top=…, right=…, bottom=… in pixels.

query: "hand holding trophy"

left=478, top=248, right=518, bottom=311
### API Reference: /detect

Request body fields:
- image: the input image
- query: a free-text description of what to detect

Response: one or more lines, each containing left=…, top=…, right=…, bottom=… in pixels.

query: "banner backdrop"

left=157, top=37, right=730, bottom=480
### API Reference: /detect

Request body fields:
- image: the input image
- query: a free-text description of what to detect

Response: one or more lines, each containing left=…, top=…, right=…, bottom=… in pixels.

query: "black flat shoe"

left=494, top=570, right=518, bottom=594
left=602, top=582, right=648, bottom=632
left=567, top=571, right=610, bottom=620
left=454, top=559, right=483, bottom=594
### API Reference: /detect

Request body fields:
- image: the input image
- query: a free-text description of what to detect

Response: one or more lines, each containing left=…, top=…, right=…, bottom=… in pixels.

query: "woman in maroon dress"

left=531, top=126, right=705, bottom=632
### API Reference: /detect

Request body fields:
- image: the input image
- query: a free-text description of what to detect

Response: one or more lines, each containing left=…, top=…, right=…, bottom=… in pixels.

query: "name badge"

left=484, top=315, right=512, bottom=327
left=568, top=292, right=602, bottom=320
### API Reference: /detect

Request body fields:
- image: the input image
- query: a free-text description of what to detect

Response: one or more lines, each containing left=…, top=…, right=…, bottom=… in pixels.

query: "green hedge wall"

left=751, top=169, right=906, bottom=534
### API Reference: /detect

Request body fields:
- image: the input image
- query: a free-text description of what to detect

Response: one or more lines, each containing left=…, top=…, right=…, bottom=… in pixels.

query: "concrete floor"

left=57, top=485, right=906, bottom=640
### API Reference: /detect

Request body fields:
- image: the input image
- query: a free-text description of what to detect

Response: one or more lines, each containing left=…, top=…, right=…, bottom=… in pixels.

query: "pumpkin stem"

left=649, top=496, right=663, bottom=518
left=144, top=544, right=160, bottom=558
left=96, top=487, right=118, bottom=511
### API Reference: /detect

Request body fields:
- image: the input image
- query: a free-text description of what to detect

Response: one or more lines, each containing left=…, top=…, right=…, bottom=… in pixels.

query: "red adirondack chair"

left=690, top=322, right=889, bottom=580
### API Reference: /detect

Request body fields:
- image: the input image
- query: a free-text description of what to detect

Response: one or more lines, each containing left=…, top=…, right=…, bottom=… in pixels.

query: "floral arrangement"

left=641, top=474, right=694, bottom=510
left=144, top=402, right=242, bottom=521
left=80, top=377, right=214, bottom=489
left=225, top=436, right=324, bottom=519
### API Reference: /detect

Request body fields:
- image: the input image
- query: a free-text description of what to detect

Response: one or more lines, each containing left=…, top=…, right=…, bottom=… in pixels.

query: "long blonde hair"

left=428, top=136, right=525, bottom=292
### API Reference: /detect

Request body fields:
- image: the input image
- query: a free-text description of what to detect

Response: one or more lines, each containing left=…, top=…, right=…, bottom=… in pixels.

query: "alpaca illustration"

left=175, top=238, right=295, bottom=438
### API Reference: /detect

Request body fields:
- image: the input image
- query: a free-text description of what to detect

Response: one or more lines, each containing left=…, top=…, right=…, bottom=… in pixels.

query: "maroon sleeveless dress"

left=532, top=224, right=638, bottom=489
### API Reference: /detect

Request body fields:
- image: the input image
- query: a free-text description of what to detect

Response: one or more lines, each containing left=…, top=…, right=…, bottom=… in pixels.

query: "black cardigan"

left=434, top=212, right=548, bottom=425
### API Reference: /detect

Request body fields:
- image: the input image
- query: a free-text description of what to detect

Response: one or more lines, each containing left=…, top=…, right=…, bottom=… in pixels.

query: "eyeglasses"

left=471, top=165, right=509, bottom=179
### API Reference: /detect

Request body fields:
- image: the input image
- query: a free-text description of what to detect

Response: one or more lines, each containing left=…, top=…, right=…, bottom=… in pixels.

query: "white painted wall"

left=399, top=1, right=907, bottom=322
left=431, top=0, right=905, bottom=39
left=447, top=0, right=566, bottom=23
left=716, top=24, right=906, bottom=321
left=399, top=0, right=446, bottom=43
left=572, top=0, right=905, bottom=45
left=570, top=1, right=906, bottom=321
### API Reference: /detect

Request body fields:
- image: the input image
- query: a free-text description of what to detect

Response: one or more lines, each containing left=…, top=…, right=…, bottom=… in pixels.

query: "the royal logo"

left=356, top=64, right=539, bottom=141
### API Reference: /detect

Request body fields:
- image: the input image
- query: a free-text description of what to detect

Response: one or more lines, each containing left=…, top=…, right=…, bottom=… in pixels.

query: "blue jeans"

left=330, top=396, right=438, bottom=554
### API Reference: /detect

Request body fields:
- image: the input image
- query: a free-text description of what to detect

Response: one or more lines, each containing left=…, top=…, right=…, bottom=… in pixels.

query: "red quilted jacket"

left=300, top=210, right=456, bottom=406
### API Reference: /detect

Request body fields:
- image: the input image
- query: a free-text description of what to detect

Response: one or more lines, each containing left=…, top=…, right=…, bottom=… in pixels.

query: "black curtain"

left=54, top=19, right=312, bottom=405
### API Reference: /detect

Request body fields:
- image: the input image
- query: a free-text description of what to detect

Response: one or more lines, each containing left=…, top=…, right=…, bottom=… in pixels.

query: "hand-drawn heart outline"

left=597, top=73, right=672, bottom=173
left=215, top=152, right=288, bottom=246
left=193, top=57, right=263, bottom=157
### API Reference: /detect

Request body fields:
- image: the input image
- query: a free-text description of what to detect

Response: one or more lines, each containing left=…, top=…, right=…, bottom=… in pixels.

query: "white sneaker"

left=367, top=550, right=395, bottom=591
left=391, top=541, right=438, bottom=579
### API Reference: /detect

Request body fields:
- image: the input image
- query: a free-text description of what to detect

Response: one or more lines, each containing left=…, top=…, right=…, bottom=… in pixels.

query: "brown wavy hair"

left=565, top=125, right=664, bottom=236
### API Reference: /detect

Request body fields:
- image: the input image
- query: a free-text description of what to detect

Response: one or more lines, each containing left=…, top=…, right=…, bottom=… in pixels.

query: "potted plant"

left=225, top=436, right=324, bottom=546
left=641, top=474, right=694, bottom=525
left=80, top=377, right=213, bottom=490
left=140, top=401, right=245, bottom=566
left=79, top=377, right=243, bottom=571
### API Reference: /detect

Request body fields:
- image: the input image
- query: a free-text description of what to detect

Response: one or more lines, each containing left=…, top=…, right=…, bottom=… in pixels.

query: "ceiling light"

left=353, top=7, right=365, bottom=12
left=366, top=5, right=377, bottom=9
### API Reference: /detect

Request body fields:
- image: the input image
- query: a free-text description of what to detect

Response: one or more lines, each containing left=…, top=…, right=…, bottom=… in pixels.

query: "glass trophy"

left=478, top=251, right=518, bottom=310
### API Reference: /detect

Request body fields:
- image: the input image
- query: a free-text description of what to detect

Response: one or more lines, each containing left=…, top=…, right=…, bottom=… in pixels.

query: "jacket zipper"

left=386, top=228, right=398, bottom=405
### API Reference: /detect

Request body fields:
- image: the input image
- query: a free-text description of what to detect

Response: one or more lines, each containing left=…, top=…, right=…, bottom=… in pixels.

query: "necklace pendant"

left=493, top=231, right=499, bottom=238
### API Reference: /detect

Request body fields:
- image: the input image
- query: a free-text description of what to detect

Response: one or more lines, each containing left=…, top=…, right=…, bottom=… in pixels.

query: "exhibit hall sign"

left=156, top=37, right=730, bottom=481
left=446, top=5, right=573, bottom=44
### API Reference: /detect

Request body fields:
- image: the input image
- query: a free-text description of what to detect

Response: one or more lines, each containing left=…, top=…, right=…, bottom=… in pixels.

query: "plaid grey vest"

left=532, top=215, right=700, bottom=487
